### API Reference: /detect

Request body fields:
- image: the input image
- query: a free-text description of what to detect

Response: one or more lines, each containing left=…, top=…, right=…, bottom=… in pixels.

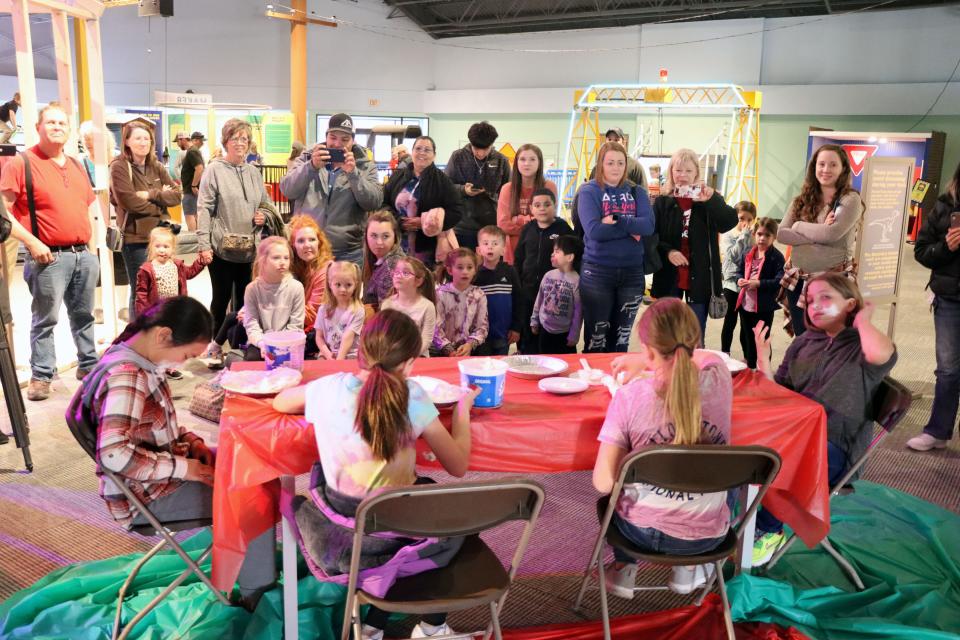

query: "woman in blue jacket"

left=578, top=142, right=655, bottom=352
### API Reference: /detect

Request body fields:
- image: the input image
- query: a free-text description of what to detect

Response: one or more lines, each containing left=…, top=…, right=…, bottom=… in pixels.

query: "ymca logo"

left=841, top=144, right=879, bottom=177
left=341, top=119, right=353, bottom=129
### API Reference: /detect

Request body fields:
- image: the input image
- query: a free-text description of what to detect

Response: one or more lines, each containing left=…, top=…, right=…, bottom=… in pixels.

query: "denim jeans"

left=333, top=246, right=364, bottom=269
left=924, top=295, right=960, bottom=440
left=121, top=243, right=148, bottom=320
left=23, top=248, right=99, bottom=380
left=611, top=513, right=726, bottom=562
left=756, top=441, right=847, bottom=534
left=580, top=262, right=646, bottom=353
left=664, top=286, right=708, bottom=346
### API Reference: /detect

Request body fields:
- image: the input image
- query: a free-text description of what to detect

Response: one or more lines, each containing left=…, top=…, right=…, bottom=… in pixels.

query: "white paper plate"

left=503, top=355, right=570, bottom=380
left=700, top=349, right=748, bottom=373
left=410, top=376, right=468, bottom=408
left=221, top=367, right=302, bottom=397
left=538, top=377, right=589, bottom=395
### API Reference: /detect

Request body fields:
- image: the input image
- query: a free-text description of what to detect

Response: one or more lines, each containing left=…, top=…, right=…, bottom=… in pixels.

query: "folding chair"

left=341, top=478, right=545, bottom=640
left=765, top=376, right=913, bottom=589
left=574, top=445, right=781, bottom=640
left=66, top=386, right=231, bottom=640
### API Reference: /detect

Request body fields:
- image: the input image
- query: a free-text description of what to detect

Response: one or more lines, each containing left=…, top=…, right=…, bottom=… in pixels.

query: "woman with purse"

left=650, top=147, right=738, bottom=345
left=383, top=135, right=462, bottom=269
left=196, top=118, right=274, bottom=334
left=109, top=120, right=182, bottom=321
left=776, top=144, right=864, bottom=337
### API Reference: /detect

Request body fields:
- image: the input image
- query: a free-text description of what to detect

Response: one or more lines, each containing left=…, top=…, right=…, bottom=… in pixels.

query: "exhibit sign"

left=856, top=156, right=914, bottom=336
left=153, top=90, right=213, bottom=107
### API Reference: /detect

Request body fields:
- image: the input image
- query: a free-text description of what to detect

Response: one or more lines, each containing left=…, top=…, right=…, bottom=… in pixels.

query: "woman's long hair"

left=355, top=310, right=424, bottom=461
left=288, top=215, right=333, bottom=286
left=112, top=296, right=213, bottom=346
left=508, top=144, right=546, bottom=217
left=791, top=144, right=856, bottom=223
left=362, top=209, right=402, bottom=284
left=946, top=160, right=960, bottom=206
left=635, top=298, right=703, bottom=445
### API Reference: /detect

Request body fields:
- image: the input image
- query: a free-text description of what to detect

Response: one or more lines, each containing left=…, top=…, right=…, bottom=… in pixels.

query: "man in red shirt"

left=1, top=102, right=100, bottom=401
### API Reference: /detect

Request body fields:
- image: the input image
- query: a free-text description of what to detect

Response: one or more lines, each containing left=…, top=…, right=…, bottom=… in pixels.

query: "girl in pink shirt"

left=594, top=298, right=733, bottom=597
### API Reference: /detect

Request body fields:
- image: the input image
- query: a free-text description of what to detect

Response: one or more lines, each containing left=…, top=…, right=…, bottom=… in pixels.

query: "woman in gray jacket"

left=196, top=118, right=272, bottom=333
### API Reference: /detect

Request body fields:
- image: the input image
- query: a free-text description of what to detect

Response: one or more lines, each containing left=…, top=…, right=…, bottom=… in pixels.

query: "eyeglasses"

left=228, top=136, right=250, bottom=144
left=393, top=270, right=416, bottom=279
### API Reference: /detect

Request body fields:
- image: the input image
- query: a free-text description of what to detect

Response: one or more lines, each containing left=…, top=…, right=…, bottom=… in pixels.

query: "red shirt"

left=0, top=145, right=95, bottom=246
left=676, top=196, right=693, bottom=290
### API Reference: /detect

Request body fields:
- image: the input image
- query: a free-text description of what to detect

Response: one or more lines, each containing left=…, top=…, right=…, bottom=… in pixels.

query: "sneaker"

left=752, top=531, right=786, bottom=567
left=603, top=562, right=638, bottom=600
left=76, top=368, right=91, bottom=381
left=94, top=307, right=104, bottom=324
left=360, top=625, right=384, bottom=640
left=0, top=431, right=9, bottom=445
left=26, top=379, right=51, bottom=401
left=165, top=368, right=184, bottom=380
left=668, top=563, right=715, bottom=595
left=410, top=622, right=469, bottom=638
left=906, top=433, right=948, bottom=452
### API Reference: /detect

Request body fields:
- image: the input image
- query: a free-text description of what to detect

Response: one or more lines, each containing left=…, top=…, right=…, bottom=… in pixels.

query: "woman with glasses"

left=383, top=135, right=462, bottom=268
left=196, top=118, right=275, bottom=334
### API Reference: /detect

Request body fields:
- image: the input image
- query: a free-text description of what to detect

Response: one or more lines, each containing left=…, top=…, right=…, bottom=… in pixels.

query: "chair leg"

left=694, top=562, right=720, bottom=607
left=112, top=539, right=167, bottom=640
left=573, top=533, right=606, bottom=612
left=820, top=538, right=866, bottom=591
left=714, top=560, right=736, bottom=640
left=489, top=600, right=503, bottom=640
left=351, top=595, right=363, bottom=640
left=765, top=532, right=798, bottom=572
left=597, top=560, right=612, bottom=640
left=154, top=531, right=230, bottom=606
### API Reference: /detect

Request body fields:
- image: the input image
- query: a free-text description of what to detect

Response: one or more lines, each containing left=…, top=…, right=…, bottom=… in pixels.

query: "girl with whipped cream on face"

left=749, top=273, right=896, bottom=565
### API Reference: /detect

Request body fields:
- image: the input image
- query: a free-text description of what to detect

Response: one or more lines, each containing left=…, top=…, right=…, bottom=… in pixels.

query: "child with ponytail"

left=595, top=298, right=733, bottom=597
left=273, top=310, right=480, bottom=640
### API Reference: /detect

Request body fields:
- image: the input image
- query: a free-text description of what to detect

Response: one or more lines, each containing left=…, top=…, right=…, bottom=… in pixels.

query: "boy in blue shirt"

left=474, top=225, right=522, bottom=355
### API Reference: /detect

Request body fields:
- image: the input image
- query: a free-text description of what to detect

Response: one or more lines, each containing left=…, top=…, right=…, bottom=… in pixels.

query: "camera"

left=157, top=219, right=182, bottom=235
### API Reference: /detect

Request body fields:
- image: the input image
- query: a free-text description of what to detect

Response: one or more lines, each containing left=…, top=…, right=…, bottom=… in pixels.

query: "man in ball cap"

left=280, top=113, right=381, bottom=265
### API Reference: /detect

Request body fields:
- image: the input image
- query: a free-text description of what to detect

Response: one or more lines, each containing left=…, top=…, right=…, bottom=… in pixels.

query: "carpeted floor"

left=0, top=243, right=957, bottom=636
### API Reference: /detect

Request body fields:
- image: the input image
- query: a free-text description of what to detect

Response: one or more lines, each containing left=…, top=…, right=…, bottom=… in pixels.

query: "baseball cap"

left=190, top=131, right=206, bottom=141
left=327, top=113, right=355, bottom=137
left=605, top=128, right=625, bottom=139
left=174, top=131, right=187, bottom=140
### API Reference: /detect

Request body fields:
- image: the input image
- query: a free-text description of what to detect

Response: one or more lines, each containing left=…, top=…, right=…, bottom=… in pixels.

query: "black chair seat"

left=596, top=497, right=737, bottom=566
left=130, top=517, right=212, bottom=537
left=357, top=535, right=510, bottom=615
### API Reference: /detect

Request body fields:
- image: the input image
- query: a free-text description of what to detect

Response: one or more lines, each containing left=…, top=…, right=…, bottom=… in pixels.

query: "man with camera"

left=280, top=113, right=382, bottom=266
left=0, top=102, right=100, bottom=402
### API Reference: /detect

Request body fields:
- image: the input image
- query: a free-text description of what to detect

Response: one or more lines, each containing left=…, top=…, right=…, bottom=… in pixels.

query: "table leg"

left=280, top=475, right=299, bottom=640
left=738, top=484, right=759, bottom=574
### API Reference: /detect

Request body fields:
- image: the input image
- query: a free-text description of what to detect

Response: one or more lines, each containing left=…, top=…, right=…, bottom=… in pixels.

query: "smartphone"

left=326, top=147, right=346, bottom=163
left=951, top=212, right=960, bottom=229
left=675, top=184, right=702, bottom=199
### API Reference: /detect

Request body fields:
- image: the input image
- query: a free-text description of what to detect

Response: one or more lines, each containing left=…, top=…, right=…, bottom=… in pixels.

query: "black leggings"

left=720, top=289, right=740, bottom=354
left=208, top=255, right=252, bottom=337
left=738, top=308, right=774, bottom=370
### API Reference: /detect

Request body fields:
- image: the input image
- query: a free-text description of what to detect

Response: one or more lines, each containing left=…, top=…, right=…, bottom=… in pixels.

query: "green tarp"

left=1, top=482, right=958, bottom=639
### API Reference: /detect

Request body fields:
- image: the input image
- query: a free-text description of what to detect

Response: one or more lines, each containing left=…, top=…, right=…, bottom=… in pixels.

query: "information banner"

left=856, top=157, right=914, bottom=333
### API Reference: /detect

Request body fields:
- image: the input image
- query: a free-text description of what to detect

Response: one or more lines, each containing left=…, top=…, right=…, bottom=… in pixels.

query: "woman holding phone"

left=651, top=148, right=737, bottom=343
left=776, top=144, right=864, bottom=337
left=909, top=161, right=960, bottom=452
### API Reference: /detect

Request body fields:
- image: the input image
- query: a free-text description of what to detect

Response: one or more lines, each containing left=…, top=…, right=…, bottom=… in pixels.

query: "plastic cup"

left=261, top=330, right=306, bottom=371
left=458, top=358, right=508, bottom=408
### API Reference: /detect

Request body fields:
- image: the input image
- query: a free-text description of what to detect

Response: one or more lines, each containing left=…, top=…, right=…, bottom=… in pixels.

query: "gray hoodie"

left=196, top=157, right=271, bottom=260
left=279, top=143, right=383, bottom=256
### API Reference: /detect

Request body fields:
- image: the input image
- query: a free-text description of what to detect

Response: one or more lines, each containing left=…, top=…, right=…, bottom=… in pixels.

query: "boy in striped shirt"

left=474, top=225, right=523, bottom=355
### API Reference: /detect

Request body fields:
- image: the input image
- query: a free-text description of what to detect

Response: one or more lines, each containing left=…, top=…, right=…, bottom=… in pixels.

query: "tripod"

left=0, top=318, right=31, bottom=471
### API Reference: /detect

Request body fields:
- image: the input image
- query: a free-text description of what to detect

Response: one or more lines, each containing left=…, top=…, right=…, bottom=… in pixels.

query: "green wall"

left=427, top=113, right=960, bottom=217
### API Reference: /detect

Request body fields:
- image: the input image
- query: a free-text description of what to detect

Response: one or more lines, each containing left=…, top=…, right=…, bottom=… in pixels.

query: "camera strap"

left=21, top=152, right=38, bottom=239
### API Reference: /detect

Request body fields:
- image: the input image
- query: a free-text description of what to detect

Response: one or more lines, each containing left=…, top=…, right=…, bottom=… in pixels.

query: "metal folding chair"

left=573, top=445, right=781, bottom=640
left=65, top=382, right=231, bottom=640
left=765, top=376, right=913, bottom=589
left=341, top=478, right=545, bottom=640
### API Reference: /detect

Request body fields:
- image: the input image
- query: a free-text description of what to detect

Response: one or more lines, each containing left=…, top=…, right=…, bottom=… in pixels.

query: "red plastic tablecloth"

left=211, top=353, right=828, bottom=591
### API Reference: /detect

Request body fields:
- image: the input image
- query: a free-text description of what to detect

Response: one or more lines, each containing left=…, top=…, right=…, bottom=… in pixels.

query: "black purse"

left=704, top=217, right=728, bottom=319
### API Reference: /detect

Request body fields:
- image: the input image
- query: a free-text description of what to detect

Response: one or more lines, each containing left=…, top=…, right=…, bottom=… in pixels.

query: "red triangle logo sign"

left=841, top=144, right=879, bottom=177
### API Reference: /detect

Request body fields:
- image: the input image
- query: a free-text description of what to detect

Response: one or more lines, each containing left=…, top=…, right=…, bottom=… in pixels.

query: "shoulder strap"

left=21, top=153, right=38, bottom=239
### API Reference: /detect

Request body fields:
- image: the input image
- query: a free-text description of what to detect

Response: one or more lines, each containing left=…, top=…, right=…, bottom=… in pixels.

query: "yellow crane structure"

left=560, top=83, right=762, bottom=209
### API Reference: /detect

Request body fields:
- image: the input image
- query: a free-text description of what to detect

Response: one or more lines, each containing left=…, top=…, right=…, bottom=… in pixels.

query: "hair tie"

left=673, top=344, right=694, bottom=356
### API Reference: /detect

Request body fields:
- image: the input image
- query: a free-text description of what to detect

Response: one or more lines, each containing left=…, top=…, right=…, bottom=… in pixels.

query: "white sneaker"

left=668, top=563, right=715, bottom=595
left=906, top=433, right=948, bottom=451
left=603, top=562, right=638, bottom=599
left=361, top=625, right=384, bottom=640
left=410, top=622, right=470, bottom=638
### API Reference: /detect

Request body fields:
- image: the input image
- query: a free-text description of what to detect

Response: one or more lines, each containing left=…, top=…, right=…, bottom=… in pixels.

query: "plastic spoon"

left=580, top=358, right=591, bottom=371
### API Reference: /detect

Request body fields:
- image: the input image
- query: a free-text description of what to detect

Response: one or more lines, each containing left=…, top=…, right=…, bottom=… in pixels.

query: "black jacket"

left=915, top=194, right=960, bottom=297
left=383, top=163, right=463, bottom=256
left=736, top=245, right=786, bottom=314
left=444, top=145, right=511, bottom=234
left=514, top=218, right=574, bottom=296
left=650, top=193, right=737, bottom=303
